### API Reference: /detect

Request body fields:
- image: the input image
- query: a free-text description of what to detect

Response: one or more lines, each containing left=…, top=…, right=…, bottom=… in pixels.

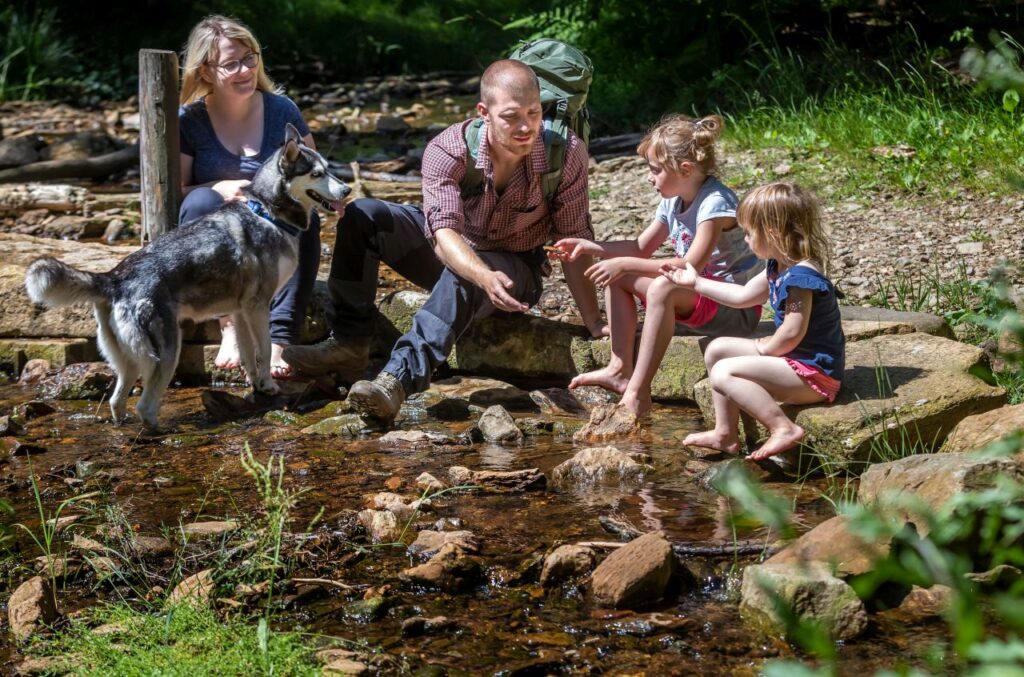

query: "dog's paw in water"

left=254, top=378, right=280, bottom=397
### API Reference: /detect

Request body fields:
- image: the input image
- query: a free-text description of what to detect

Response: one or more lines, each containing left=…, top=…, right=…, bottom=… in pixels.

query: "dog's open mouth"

left=306, top=189, right=344, bottom=214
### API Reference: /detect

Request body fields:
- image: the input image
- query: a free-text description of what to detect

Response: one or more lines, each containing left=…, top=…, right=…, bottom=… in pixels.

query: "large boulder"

left=740, top=561, right=868, bottom=641
left=939, top=403, right=1024, bottom=454
left=858, top=452, right=1024, bottom=533
left=415, top=375, right=535, bottom=411
left=766, top=515, right=889, bottom=578
left=837, top=306, right=952, bottom=339
left=590, top=531, right=677, bottom=608
left=0, top=338, right=97, bottom=376
left=693, top=333, right=1006, bottom=467
left=376, top=290, right=587, bottom=381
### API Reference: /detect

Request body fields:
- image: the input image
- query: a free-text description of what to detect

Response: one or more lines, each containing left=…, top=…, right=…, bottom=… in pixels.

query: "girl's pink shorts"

left=785, top=358, right=841, bottom=402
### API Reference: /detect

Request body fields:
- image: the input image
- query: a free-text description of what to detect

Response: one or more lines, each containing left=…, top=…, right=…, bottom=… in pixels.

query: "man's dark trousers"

left=329, top=198, right=544, bottom=395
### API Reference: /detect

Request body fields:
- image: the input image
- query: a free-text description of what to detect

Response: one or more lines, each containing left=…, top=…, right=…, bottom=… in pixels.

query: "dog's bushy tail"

left=25, top=257, right=109, bottom=307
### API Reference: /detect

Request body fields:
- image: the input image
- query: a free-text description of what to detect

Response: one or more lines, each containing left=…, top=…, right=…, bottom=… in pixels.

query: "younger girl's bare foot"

left=569, top=366, right=630, bottom=393
left=748, top=425, right=806, bottom=461
left=683, top=430, right=741, bottom=453
left=270, top=343, right=292, bottom=378
left=214, top=322, right=241, bottom=369
left=618, top=391, right=653, bottom=418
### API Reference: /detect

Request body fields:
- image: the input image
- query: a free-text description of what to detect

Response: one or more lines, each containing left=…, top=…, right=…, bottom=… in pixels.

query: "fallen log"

left=0, top=183, right=91, bottom=212
left=0, top=144, right=139, bottom=184
left=327, top=160, right=421, bottom=183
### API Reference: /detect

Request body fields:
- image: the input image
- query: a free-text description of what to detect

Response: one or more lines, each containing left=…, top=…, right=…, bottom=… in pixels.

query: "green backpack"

left=461, top=38, right=594, bottom=203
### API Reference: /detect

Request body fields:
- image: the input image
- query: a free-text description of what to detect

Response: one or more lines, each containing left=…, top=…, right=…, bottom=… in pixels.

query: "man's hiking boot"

left=283, top=337, right=369, bottom=379
left=348, top=371, right=405, bottom=424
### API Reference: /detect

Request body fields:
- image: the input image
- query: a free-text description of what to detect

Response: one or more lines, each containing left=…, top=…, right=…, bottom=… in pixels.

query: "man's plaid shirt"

left=420, top=119, right=593, bottom=253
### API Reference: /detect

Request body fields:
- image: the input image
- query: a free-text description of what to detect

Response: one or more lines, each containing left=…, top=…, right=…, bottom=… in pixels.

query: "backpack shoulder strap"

left=460, top=118, right=486, bottom=198
left=540, top=100, right=570, bottom=204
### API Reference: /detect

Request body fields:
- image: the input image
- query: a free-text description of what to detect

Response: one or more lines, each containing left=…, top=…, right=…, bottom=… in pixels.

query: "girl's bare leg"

left=709, top=355, right=826, bottom=460
left=620, top=276, right=696, bottom=416
left=570, top=276, right=652, bottom=393
left=683, top=336, right=760, bottom=452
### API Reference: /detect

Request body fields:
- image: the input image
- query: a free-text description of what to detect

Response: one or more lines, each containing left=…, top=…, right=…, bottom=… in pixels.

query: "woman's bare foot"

left=569, top=366, right=630, bottom=393
left=270, top=343, right=292, bottom=378
left=214, top=321, right=241, bottom=369
left=748, top=425, right=805, bottom=461
left=683, top=430, right=741, bottom=453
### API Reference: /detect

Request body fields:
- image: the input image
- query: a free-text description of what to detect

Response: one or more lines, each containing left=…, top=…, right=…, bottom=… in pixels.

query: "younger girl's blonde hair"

left=179, top=15, right=279, bottom=104
left=738, top=182, right=832, bottom=270
left=637, top=113, right=724, bottom=175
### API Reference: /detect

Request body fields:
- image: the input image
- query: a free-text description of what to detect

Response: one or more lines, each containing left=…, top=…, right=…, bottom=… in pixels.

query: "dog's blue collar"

left=246, top=199, right=302, bottom=238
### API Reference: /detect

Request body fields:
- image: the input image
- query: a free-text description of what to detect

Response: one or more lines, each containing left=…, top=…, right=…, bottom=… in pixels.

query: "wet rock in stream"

left=551, top=446, right=653, bottom=486
left=8, top=576, right=58, bottom=641
left=574, top=404, right=646, bottom=443
left=447, top=465, right=546, bottom=492
left=477, top=404, right=523, bottom=443
left=17, top=358, right=51, bottom=385
left=407, top=530, right=479, bottom=558
left=39, top=362, right=114, bottom=400
left=400, top=542, right=481, bottom=591
left=590, top=531, right=679, bottom=609
left=539, top=544, right=598, bottom=588
left=740, top=561, right=868, bottom=641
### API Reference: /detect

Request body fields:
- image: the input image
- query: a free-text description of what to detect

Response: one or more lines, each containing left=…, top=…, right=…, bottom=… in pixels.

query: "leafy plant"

left=0, top=6, right=73, bottom=101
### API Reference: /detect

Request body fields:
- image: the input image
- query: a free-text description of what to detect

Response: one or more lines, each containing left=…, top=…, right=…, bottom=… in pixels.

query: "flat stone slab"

left=1, top=233, right=137, bottom=338
left=0, top=337, right=98, bottom=375
left=693, top=332, right=1006, bottom=466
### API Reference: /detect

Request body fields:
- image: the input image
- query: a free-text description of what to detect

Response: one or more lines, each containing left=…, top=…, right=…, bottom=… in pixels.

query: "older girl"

left=178, top=15, right=322, bottom=378
left=662, top=182, right=844, bottom=461
left=554, top=114, right=762, bottom=416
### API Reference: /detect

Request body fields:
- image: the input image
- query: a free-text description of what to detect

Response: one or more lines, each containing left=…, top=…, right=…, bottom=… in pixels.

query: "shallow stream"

left=0, top=377, right=948, bottom=674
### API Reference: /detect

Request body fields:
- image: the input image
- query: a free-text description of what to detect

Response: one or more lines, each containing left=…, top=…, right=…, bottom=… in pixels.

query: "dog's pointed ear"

left=282, top=123, right=301, bottom=164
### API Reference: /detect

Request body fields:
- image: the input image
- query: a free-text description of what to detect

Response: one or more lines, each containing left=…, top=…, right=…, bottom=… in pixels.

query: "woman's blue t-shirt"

left=179, top=91, right=310, bottom=185
left=767, top=259, right=845, bottom=379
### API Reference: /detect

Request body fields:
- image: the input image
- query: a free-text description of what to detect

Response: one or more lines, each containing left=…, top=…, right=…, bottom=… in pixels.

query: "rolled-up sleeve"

left=549, top=134, right=592, bottom=240
left=421, top=127, right=468, bottom=239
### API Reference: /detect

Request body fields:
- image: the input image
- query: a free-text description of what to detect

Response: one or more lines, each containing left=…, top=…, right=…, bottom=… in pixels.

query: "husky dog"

left=25, top=123, right=349, bottom=429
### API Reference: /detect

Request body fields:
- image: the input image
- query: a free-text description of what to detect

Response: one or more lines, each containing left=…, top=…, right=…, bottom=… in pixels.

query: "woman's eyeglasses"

left=212, top=52, right=259, bottom=75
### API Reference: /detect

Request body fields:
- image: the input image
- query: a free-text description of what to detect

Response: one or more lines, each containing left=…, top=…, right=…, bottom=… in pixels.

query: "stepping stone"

left=0, top=338, right=98, bottom=375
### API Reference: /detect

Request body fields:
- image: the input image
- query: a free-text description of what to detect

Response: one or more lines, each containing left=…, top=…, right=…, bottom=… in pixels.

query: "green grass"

left=25, top=603, right=322, bottom=676
left=726, top=80, right=1024, bottom=199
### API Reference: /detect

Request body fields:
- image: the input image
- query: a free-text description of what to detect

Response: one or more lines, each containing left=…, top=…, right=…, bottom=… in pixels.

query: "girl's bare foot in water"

left=748, top=425, right=806, bottom=461
left=215, top=321, right=241, bottom=369
left=270, top=343, right=292, bottom=379
left=569, top=366, right=630, bottom=393
left=683, top=430, right=741, bottom=453
left=618, top=391, right=653, bottom=418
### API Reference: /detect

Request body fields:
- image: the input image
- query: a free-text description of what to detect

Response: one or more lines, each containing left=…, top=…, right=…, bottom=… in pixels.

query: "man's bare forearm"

left=433, top=228, right=491, bottom=285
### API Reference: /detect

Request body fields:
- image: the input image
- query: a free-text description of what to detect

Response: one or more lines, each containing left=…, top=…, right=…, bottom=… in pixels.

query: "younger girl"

left=178, top=15, right=322, bottom=378
left=661, top=182, right=844, bottom=461
left=554, top=114, right=762, bottom=416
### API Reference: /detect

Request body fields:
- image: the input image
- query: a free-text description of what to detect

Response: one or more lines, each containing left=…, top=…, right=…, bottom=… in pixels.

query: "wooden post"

left=139, top=49, right=181, bottom=243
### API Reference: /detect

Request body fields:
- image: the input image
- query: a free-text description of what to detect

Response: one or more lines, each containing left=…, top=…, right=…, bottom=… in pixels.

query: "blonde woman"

left=179, top=15, right=322, bottom=378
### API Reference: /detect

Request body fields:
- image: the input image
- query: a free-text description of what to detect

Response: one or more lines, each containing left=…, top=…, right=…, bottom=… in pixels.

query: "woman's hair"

left=636, top=113, right=724, bottom=175
left=180, top=15, right=279, bottom=104
left=738, top=182, right=832, bottom=269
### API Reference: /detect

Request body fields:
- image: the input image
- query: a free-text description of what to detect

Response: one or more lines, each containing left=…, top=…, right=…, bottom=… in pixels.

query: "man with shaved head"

left=286, top=59, right=603, bottom=423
